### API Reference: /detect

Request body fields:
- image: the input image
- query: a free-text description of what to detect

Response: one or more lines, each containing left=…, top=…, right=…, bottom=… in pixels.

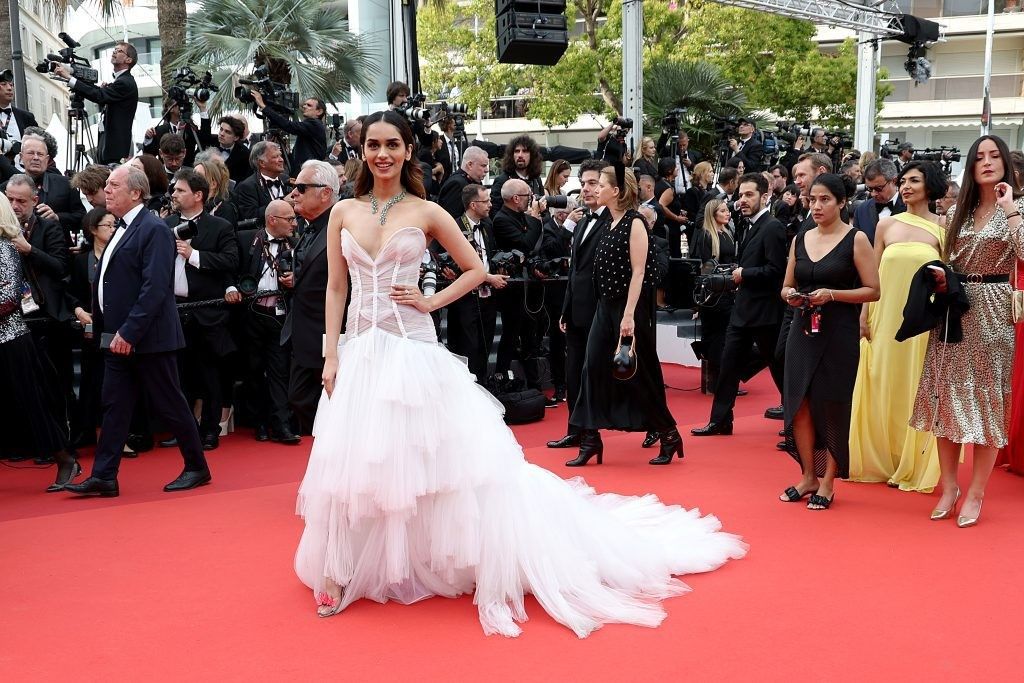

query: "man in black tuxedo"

left=727, top=118, right=764, bottom=172
left=489, top=134, right=544, bottom=218
left=196, top=102, right=252, bottom=183
left=440, top=183, right=507, bottom=384
left=6, top=134, right=86, bottom=233
left=281, top=160, right=339, bottom=434
left=491, top=178, right=543, bottom=379
left=55, top=41, right=138, bottom=164
left=65, top=166, right=211, bottom=497
left=157, top=133, right=189, bottom=178
left=328, top=118, right=362, bottom=162
left=536, top=197, right=575, bottom=402
left=547, top=159, right=611, bottom=448
left=252, top=93, right=328, bottom=174
left=165, top=169, right=240, bottom=450
left=853, top=158, right=904, bottom=244
left=0, top=70, right=38, bottom=144
left=436, top=116, right=462, bottom=185
left=692, top=173, right=787, bottom=436
left=234, top=141, right=290, bottom=227
left=437, top=145, right=489, bottom=219
left=658, top=129, right=700, bottom=195
left=142, top=100, right=199, bottom=166
left=229, top=199, right=300, bottom=444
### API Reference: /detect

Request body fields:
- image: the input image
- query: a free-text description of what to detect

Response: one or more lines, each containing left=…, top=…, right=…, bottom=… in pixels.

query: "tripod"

left=65, top=95, right=96, bottom=176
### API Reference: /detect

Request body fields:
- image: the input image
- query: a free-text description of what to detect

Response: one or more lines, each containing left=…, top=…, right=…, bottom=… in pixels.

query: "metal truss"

left=708, top=0, right=913, bottom=38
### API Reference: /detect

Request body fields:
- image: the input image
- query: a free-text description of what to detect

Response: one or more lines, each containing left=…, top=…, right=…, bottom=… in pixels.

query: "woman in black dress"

left=0, top=196, right=81, bottom=491
left=779, top=174, right=879, bottom=509
left=691, top=198, right=737, bottom=393
left=568, top=166, right=682, bottom=466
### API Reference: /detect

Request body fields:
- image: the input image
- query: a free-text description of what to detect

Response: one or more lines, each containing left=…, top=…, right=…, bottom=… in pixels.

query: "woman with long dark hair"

left=910, top=135, right=1024, bottom=527
left=779, top=174, right=880, bottom=510
left=293, top=110, right=746, bottom=636
left=543, top=158, right=572, bottom=197
left=849, top=161, right=946, bottom=492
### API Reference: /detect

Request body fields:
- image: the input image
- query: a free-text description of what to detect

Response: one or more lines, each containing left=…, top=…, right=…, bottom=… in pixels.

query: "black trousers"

left=494, top=287, right=538, bottom=374
left=544, top=283, right=568, bottom=391
left=289, top=359, right=323, bottom=436
left=563, top=318, right=590, bottom=436
left=446, top=291, right=497, bottom=384
left=93, top=350, right=207, bottom=481
left=71, top=344, right=104, bottom=441
left=244, top=309, right=293, bottom=432
left=709, top=322, right=785, bottom=424
left=698, top=306, right=732, bottom=394
left=27, top=318, right=72, bottom=435
left=181, top=319, right=225, bottom=438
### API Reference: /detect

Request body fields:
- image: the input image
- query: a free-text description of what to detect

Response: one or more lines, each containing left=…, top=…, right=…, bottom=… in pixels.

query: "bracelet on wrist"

left=828, top=289, right=835, bottom=302
left=1006, top=211, right=1021, bottom=220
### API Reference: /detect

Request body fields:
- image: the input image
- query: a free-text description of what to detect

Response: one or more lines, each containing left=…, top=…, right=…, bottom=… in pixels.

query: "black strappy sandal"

left=780, top=485, right=818, bottom=502
left=807, top=493, right=834, bottom=510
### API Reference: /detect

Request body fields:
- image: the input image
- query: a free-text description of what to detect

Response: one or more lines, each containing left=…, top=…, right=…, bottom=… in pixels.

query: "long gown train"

left=294, top=226, right=747, bottom=638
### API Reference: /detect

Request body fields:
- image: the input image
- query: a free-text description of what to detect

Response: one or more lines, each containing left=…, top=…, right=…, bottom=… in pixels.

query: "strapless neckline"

left=343, top=226, right=425, bottom=263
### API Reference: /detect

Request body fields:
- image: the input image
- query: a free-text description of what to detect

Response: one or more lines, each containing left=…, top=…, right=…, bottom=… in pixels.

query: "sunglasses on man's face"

left=292, top=183, right=327, bottom=194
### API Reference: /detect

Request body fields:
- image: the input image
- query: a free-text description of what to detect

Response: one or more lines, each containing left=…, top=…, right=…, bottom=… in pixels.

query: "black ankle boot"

left=649, top=429, right=684, bottom=465
left=566, top=430, right=603, bottom=467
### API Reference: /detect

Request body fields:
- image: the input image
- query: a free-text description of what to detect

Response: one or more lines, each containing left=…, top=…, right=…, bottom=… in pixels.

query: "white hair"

left=461, top=146, right=488, bottom=171
left=301, top=159, right=340, bottom=199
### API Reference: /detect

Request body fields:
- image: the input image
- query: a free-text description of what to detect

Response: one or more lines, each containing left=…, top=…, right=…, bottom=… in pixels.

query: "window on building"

left=34, top=38, right=43, bottom=65
left=52, top=97, right=60, bottom=120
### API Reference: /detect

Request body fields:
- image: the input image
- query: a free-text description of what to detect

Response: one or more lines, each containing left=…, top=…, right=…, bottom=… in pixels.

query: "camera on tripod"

left=235, top=65, right=300, bottom=115
left=436, top=100, right=469, bottom=141
left=36, top=32, right=98, bottom=84
left=167, top=67, right=218, bottom=118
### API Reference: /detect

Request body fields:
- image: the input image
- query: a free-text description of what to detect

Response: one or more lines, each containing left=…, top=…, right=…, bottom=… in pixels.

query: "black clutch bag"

left=612, top=335, right=637, bottom=381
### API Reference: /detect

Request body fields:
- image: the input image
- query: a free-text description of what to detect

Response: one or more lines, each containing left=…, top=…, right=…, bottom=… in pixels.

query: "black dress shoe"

left=270, top=428, right=301, bottom=445
left=254, top=425, right=270, bottom=442
left=641, top=431, right=660, bottom=448
left=65, top=476, right=119, bottom=497
left=546, top=434, right=580, bottom=449
left=764, top=406, right=784, bottom=420
left=164, top=469, right=212, bottom=492
left=553, top=388, right=567, bottom=402
left=690, top=421, right=733, bottom=436
left=159, top=436, right=179, bottom=448
left=202, top=434, right=219, bottom=451
left=126, top=433, right=154, bottom=453
left=544, top=395, right=559, bottom=408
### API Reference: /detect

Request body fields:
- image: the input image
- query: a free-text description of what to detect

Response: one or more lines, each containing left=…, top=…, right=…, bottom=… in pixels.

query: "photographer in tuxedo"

left=547, top=158, right=611, bottom=449
left=853, top=158, right=903, bottom=244
left=535, top=197, right=576, bottom=403
left=0, top=69, right=38, bottom=143
left=65, top=166, right=210, bottom=497
left=437, top=145, right=489, bottom=219
left=658, top=130, right=700, bottom=196
left=229, top=199, right=300, bottom=444
left=489, top=135, right=544, bottom=217
left=329, top=118, right=362, bottom=162
left=196, top=101, right=252, bottom=183
left=436, top=116, right=462, bottom=186
left=54, top=42, right=138, bottom=164
left=142, top=99, right=198, bottom=166
left=251, top=92, right=328, bottom=173
left=281, top=160, right=338, bottom=434
left=440, top=184, right=507, bottom=383
left=727, top=118, right=764, bottom=173
left=692, top=173, right=786, bottom=437
left=163, top=169, right=239, bottom=450
left=234, top=141, right=290, bottom=227
left=492, top=178, right=544, bottom=380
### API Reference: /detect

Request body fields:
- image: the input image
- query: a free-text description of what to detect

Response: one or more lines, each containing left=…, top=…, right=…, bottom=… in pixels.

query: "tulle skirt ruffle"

left=295, top=328, right=747, bottom=638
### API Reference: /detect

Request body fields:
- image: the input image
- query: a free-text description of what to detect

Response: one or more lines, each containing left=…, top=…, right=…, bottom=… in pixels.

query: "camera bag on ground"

left=485, top=371, right=546, bottom=424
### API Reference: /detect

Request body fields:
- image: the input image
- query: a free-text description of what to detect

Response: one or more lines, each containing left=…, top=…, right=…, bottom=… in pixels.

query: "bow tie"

left=115, top=218, right=127, bottom=230
left=219, top=147, right=233, bottom=154
left=269, top=237, right=287, bottom=245
left=875, top=200, right=892, bottom=212
left=0, top=108, right=11, bottom=115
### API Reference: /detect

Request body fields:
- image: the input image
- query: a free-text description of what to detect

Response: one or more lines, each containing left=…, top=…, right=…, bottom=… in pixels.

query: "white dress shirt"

left=98, top=203, right=145, bottom=312
left=173, top=212, right=203, bottom=297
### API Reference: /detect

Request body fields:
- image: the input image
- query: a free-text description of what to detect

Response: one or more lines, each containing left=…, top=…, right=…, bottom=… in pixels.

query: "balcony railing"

left=885, top=73, right=1024, bottom=101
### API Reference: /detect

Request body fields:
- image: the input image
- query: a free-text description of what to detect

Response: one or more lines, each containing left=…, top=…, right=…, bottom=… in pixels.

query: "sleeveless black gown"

left=783, top=228, right=861, bottom=478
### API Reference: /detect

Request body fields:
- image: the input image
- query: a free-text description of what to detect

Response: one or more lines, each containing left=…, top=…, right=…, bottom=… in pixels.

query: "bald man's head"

left=265, top=199, right=297, bottom=238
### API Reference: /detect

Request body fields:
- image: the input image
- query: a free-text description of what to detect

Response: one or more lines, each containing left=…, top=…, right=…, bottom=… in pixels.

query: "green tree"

left=173, top=0, right=377, bottom=114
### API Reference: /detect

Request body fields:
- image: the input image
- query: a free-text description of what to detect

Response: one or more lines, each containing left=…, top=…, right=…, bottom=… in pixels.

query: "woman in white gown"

left=294, top=111, right=748, bottom=638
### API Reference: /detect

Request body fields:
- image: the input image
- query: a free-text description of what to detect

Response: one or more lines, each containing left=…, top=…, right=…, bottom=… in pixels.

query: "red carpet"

left=3, top=365, right=1024, bottom=680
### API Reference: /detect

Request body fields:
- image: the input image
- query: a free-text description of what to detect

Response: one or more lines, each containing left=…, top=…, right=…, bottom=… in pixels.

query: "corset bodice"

left=342, top=227, right=437, bottom=343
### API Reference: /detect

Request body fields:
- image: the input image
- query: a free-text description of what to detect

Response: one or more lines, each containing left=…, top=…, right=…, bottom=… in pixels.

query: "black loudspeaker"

left=495, top=0, right=569, bottom=66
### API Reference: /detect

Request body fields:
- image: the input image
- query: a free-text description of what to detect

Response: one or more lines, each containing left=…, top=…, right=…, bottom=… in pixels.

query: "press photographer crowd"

left=1, top=41, right=1023, bottom=524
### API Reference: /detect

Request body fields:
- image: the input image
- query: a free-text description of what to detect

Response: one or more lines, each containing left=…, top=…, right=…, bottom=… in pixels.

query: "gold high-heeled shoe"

left=930, top=487, right=960, bottom=521
left=957, top=500, right=983, bottom=528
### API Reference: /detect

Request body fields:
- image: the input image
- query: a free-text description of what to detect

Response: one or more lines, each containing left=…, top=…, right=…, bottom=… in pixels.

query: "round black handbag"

left=612, top=335, right=637, bottom=381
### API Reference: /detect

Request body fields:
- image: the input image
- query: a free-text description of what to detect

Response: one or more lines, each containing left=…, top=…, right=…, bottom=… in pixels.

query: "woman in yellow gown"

left=849, top=161, right=947, bottom=492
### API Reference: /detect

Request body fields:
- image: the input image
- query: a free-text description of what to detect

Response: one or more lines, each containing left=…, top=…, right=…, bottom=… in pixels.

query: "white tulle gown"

left=294, top=226, right=748, bottom=638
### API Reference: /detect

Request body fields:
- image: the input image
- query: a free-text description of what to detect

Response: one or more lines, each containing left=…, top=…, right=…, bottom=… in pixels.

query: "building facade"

left=16, top=0, right=70, bottom=127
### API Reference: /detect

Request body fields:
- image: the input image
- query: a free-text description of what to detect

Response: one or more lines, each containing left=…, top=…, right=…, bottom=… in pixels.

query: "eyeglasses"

left=292, top=183, right=327, bottom=194
left=22, top=150, right=47, bottom=158
left=271, top=215, right=298, bottom=223
left=514, top=193, right=532, bottom=199
left=866, top=184, right=890, bottom=195
left=470, top=199, right=491, bottom=205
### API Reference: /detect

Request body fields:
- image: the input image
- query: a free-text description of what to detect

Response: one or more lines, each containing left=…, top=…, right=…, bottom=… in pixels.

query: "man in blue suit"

left=853, top=158, right=904, bottom=244
left=66, top=166, right=211, bottom=497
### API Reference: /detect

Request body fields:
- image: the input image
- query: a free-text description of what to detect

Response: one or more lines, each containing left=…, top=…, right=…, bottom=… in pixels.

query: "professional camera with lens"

left=234, top=64, right=300, bottom=116
left=172, top=219, right=198, bottom=241
left=489, top=249, right=525, bottom=276
left=775, top=121, right=811, bottom=144
left=526, top=255, right=570, bottom=279
left=913, top=147, right=961, bottom=163
left=542, top=195, right=568, bottom=210
left=693, top=262, right=739, bottom=306
left=436, top=251, right=462, bottom=278
left=395, top=93, right=430, bottom=124
left=276, top=248, right=294, bottom=274
left=612, top=116, right=633, bottom=143
left=36, top=32, right=98, bottom=84
left=879, top=139, right=903, bottom=160
left=167, top=67, right=218, bottom=118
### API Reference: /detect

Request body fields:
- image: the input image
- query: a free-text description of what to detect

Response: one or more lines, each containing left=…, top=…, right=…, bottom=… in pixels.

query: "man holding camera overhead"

left=250, top=91, right=328, bottom=174
left=53, top=40, right=138, bottom=164
left=230, top=199, right=300, bottom=444
left=163, top=169, right=239, bottom=451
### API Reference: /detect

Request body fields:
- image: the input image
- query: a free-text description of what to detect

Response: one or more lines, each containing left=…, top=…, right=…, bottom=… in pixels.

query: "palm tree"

left=643, top=60, right=749, bottom=155
left=172, top=0, right=377, bottom=113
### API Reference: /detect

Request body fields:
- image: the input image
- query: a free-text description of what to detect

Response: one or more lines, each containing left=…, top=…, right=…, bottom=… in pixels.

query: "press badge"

left=20, top=282, right=39, bottom=315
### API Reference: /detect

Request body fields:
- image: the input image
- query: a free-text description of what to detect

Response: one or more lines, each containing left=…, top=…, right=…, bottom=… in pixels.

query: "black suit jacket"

left=165, top=212, right=239, bottom=323
left=488, top=173, right=543, bottom=219
left=730, top=212, right=787, bottom=328
left=2, top=105, right=39, bottom=140
left=852, top=195, right=906, bottom=244
left=142, top=121, right=199, bottom=166
left=561, top=209, right=611, bottom=327
left=492, top=205, right=542, bottom=255
left=21, top=214, right=71, bottom=322
left=281, top=208, right=332, bottom=367
left=198, top=116, right=252, bottom=183
left=93, top=206, right=185, bottom=353
left=233, top=173, right=290, bottom=226
left=729, top=136, right=764, bottom=172
left=72, top=70, right=137, bottom=163
left=66, top=249, right=96, bottom=315
left=437, top=170, right=472, bottom=220
left=436, top=135, right=462, bottom=186
left=0, top=171, right=87, bottom=235
left=237, top=228, right=297, bottom=283
left=262, top=108, right=328, bottom=173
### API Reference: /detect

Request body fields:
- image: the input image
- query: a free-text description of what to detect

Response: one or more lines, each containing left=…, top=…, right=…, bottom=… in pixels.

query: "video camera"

left=235, top=64, right=300, bottom=116
left=36, top=32, right=98, bottom=85
left=612, top=116, right=633, bottom=143
left=913, top=147, right=961, bottom=163
left=330, top=113, right=345, bottom=142
left=693, top=262, right=739, bottom=307
left=662, top=107, right=686, bottom=146
left=526, top=255, right=570, bottom=279
left=489, top=249, right=525, bottom=277
left=435, top=100, right=469, bottom=142
left=167, top=67, right=218, bottom=118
